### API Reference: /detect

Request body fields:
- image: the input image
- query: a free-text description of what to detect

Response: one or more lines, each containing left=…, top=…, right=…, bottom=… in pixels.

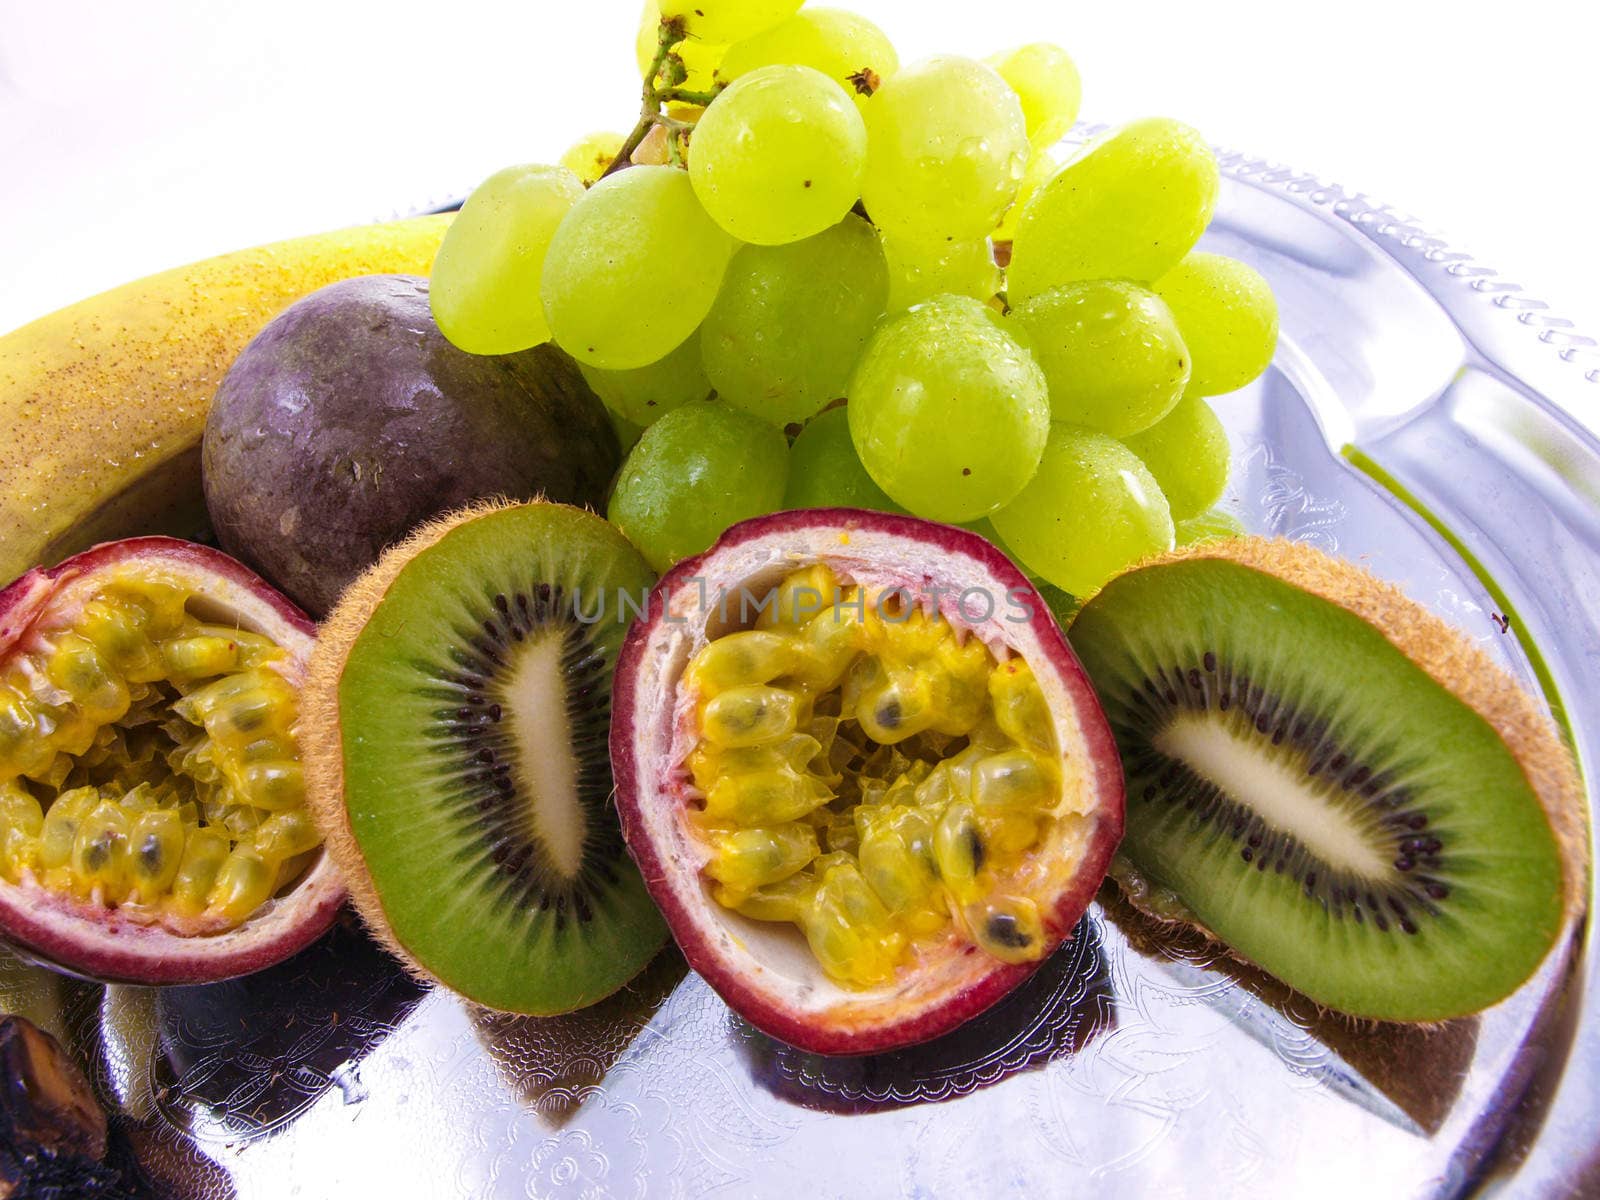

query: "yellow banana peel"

left=0, top=215, right=452, bottom=584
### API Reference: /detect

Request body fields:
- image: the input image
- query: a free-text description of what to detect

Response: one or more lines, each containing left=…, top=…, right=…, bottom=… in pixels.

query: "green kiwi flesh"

left=305, top=501, right=667, bottom=1015
left=1069, top=540, right=1580, bottom=1022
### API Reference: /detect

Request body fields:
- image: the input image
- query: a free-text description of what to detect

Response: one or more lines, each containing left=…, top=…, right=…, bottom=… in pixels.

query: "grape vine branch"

left=603, top=18, right=723, bottom=179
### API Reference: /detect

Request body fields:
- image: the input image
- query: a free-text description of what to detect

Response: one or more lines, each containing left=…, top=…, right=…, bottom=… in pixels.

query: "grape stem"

left=665, top=88, right=721, bottom=106
left=602, top=17, right=722, bottom=179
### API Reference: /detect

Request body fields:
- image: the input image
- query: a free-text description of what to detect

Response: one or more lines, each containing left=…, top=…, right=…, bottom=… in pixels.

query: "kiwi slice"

left=1069, top=538, right=1585, bottom=1022
left=303, top=500, right=667, bottom=1014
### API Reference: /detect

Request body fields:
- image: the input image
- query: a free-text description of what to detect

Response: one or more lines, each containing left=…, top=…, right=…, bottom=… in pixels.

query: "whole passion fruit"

left=203, top=275, right=621, bottom=617
left=611, top=509, right=1124, bottom=1054
left=0, top=538, right=341, bottom=984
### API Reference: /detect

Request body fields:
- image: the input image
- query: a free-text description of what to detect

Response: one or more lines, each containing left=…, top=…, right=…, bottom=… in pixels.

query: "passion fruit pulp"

left=612, top=509, right=1124, bottom=1054
left=0, top=538, right=341, bottom=984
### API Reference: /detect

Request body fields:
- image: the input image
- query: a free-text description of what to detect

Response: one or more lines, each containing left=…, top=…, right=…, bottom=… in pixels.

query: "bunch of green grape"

left=426, top=0, right=1281, bottom=595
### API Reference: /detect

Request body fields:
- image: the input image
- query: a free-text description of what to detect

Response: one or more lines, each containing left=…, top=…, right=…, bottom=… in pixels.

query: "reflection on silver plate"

left=4, top=135, right=1597, bottom=1198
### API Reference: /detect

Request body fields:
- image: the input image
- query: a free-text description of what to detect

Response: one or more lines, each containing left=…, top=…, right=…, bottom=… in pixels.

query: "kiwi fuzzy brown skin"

left=1077, top=537, right=1589, bottom=1018
left=0, top=537, right=345, bottom=986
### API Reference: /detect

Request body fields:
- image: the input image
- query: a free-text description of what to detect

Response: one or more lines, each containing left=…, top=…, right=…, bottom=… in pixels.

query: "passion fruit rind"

left=0, top=537, right=343, bottom=985
left=612, top=508, right=1125, bottom=1056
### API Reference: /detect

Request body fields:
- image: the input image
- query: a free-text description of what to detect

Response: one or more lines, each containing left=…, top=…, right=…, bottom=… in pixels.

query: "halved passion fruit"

left=0, top=538, right=341, bottom=984
left=612, top=509, right=1124, bottom=1054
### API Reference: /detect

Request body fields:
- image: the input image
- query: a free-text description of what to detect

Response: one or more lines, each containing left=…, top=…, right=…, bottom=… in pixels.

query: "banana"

left=0, top=215, right=452, bottom=584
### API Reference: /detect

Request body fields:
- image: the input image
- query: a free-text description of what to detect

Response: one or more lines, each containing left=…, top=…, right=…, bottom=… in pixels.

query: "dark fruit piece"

left=0, top=538, right=341, bottom=985
left=611, top=508, right=1124, bottom=1055
left=0, top=1015, right=105, bottom=1179
left=0, top=1014, right=151, bottom=1198
left=302, top=500, right=668, bottom=1015
left=1070, top=538, right=1585, bottom=1022
left=202, top=274, right=620, bottom=616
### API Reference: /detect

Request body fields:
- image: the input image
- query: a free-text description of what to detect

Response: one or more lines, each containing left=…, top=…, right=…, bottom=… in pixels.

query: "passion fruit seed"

left=684, top=563, right=1062, bottom=987
left=701, top=685, right=801, bottom=748
left=0, top=574, right=317, bottom=932
left=966, top=894, right=1046, bottom=964
left=803, top=856, right=908, bottom=988
left=703, top=823, right=820, bottom=893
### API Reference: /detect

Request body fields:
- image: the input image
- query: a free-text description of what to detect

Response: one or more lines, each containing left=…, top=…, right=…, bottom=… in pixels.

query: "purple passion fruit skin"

left=202, top=274, right=620, bottom=616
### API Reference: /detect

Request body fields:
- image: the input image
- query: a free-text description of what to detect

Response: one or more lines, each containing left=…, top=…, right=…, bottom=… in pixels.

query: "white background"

left=2, top=0, right=1596, bottom=336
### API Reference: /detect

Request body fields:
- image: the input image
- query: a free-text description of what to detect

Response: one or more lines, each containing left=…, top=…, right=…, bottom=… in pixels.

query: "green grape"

left=560, top=132, right=625, bottom=186
left=542, top=166, right=736, bottom=370
left=660, top=0, right=802, bottom=45
left=784, top=407, right=903, bottom=512
left=429, top=165, right=584, bottom=356
left=690, top=65, right=866, bottom=245
left=987, top=43, right=1082, bottom=147
left=1008, top=117, right=1219, bottom=301
left=701, top=214, right=887, bottom=427
left=862, top=56, right=1028, bottom=242
left=578, top=334, right=711, bottom=428
left=1153, top=252, right=1279, bottom=396
left=881, top=235, right=1000, bottom=312
left=847, top=295, right=1049, bottom=523
left=716, top=7, right=899, bottom=112
left=1005, top=281, right=1190, bottom=437
left=609, top=409, right=645, bottom=456
left=608, top=401, right=790, bottom=572
left=1122, top=394, right=1230, bottom=521
left=637, top=1, right=725, bottom=91
left=1176, top=507, right=1247, bottom=547
left=990, top=424, right=1175, bottom=597
left=994, top=149, right=1055, bottom=242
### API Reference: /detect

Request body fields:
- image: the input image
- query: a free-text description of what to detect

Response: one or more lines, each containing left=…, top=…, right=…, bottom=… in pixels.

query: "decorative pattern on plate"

left=1241, top=439, right=1349, bottom=551
left=147, top=915, right=425, bottom=1143
left=735, top=914, right=1113, bottom=1110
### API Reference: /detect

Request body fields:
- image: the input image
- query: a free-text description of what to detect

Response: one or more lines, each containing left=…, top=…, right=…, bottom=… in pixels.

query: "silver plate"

left=5, top=141, right=1599, bottom=1198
